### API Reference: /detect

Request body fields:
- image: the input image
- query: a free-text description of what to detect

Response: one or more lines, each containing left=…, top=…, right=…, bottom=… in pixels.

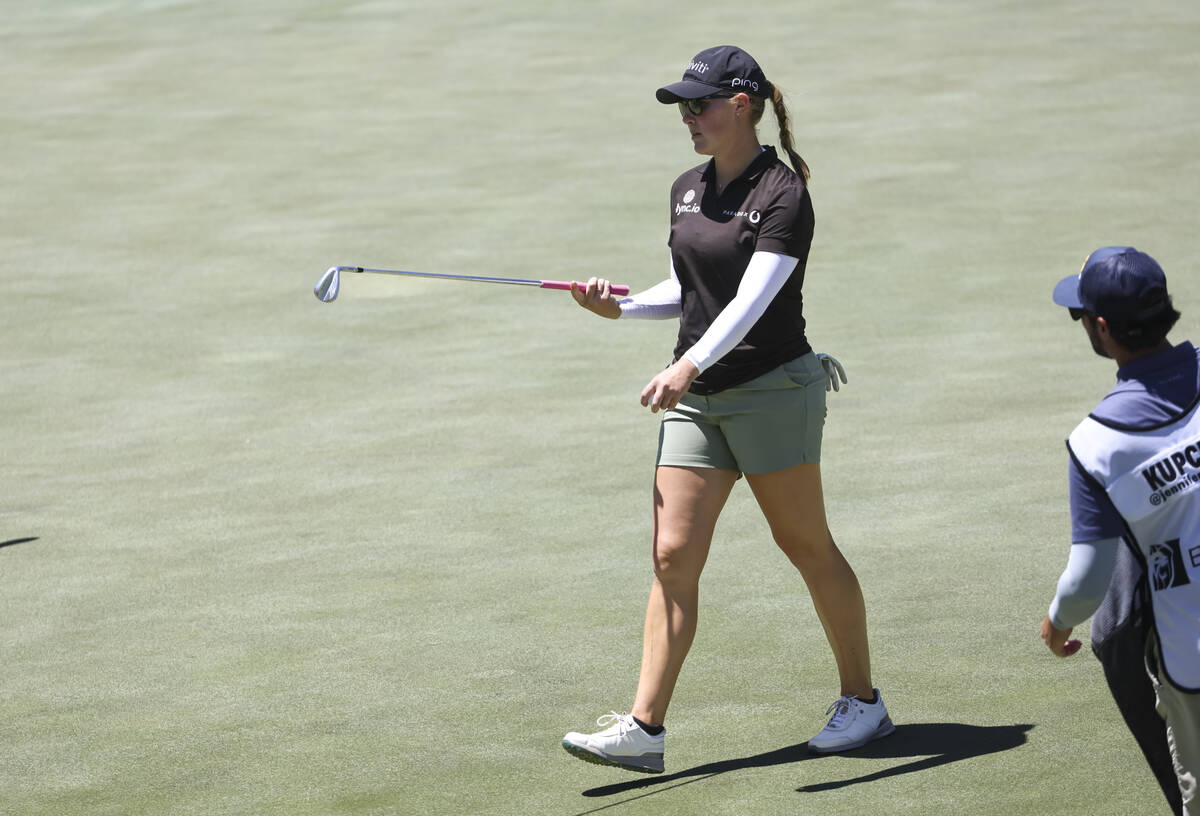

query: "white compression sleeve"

left=682, top=252, right=800, bottom=373
left=617, top=263, right=682, bottom=320
left=1047, top=538, right=1121, bottom=630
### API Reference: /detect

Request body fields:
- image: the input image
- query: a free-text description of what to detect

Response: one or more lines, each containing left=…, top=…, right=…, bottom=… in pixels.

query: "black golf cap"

left=656, top=45, right=774, bottom=103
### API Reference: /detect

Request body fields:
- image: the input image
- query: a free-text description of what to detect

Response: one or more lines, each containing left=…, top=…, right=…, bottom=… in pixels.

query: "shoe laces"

left=824, top=694, right=859, bottom=729
left=596, top=711, right=633, bottom=735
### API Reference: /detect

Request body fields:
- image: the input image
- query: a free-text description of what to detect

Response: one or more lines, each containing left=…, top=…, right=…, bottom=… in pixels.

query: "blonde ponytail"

left=770, top=85, right=809, bottom=181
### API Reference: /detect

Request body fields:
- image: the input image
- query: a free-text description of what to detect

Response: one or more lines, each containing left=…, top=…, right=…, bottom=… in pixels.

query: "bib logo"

left=731, top=77, right=760, bottom=92
left=1150, top=539, right=1191, bottom=591
left=676, top=189, right=700, bottom=215
left=749, top=209, right=761, bottom=224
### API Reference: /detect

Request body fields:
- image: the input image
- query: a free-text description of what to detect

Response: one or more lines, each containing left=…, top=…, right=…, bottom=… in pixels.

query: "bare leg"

left=745, top=462, right=872, bottom=699
left=630, top=465, right=738, bottom=726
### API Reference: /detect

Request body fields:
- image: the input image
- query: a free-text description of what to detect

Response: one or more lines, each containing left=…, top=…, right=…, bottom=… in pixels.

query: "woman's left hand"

left=640, top=359, right=700, bottom=413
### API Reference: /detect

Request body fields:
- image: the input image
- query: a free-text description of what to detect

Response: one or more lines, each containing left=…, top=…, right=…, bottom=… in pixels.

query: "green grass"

left=2, top=1, right=1198, bottom=814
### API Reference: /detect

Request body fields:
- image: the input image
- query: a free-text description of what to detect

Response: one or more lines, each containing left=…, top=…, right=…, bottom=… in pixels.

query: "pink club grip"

left=541, top=280, right=631, bottom=296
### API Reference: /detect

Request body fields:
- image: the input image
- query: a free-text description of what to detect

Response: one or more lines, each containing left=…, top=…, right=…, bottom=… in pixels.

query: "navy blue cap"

left=656, top=45, right=774, bottom=103
left=1052, top=246, right=1171, bottom=323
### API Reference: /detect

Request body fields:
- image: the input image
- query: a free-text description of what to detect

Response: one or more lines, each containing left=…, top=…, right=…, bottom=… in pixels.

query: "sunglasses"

left=678, top=93, right=734, bottom=117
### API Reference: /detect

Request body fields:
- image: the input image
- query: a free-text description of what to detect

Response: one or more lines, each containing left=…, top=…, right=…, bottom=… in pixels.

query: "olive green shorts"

left=656, top=353, right=827, bottom=475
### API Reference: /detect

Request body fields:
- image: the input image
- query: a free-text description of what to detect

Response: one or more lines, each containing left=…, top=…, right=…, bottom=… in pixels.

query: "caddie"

left=1042, top=246, right=1199, bottom=815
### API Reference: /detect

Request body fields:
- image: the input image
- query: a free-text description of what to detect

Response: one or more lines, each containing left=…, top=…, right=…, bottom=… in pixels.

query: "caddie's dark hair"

left=748, top=86, right=810, bottom=181
left=1103, top=294, right=1182, bottom=352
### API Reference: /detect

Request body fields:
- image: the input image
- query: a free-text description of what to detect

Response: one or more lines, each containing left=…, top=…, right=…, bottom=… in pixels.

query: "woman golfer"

left=563, top=45, right=892, bottom=774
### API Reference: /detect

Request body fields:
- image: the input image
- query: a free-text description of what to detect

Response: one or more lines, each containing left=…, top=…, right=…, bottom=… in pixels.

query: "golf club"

left=314, top=266, right=630, bottom=303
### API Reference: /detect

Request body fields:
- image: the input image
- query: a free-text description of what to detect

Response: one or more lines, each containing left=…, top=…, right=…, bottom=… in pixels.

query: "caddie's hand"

left=816, top=352, right=848, bottom=392
left=570, top=277, right=621, bottom=320
left=641, top=359, right=699, bottom=413
left=1041, top=615, right=1082, bottom=657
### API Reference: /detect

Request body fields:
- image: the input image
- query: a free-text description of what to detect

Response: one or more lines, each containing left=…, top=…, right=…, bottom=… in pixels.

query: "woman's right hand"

left=570, top=277, right=622, bottom=320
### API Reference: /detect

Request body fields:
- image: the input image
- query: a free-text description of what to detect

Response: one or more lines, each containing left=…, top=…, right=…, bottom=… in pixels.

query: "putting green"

left=1, top=1, right=1196, bottom=814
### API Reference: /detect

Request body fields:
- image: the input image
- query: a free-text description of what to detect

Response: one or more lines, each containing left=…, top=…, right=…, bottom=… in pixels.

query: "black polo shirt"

left=667, top=145, right=815, bottom=395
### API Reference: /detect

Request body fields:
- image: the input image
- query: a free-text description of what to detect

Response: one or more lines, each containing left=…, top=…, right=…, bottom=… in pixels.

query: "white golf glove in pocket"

left=816, top=353, right=848, bottom=392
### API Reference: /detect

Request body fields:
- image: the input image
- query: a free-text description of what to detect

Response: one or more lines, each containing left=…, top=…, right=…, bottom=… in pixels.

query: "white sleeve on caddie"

left=682, top=251, right=800, bottom=373
left=1047, top=537, right=1122, bottom=630
left=617, top=261, right=682, bottom=320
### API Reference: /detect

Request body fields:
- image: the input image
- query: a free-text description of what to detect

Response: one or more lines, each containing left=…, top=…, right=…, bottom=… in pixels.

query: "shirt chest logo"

left=675, top=189, right=700, bottom=215
left=722, top=208, right=761, bottom=224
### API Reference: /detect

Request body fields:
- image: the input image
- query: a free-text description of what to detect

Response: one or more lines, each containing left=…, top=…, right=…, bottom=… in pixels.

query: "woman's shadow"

left=577, top=722, right=1033, bottom=806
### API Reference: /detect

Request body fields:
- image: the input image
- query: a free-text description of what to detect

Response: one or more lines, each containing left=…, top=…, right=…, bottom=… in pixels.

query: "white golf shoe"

left=562, top=712, right=665, bottom=774
left=808, top=689, right=895, bottom=754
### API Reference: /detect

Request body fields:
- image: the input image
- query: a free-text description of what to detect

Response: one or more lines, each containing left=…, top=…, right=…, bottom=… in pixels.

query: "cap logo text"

left=688, top=61, right=709, bottom=74
left=731, top=77, right=760, bottom=92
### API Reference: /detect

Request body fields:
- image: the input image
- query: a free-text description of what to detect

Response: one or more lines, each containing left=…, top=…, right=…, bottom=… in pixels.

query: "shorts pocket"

left=781, top=353, right=825, bottom=389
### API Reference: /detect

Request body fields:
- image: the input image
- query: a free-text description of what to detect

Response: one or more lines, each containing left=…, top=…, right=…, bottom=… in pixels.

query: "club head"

left=314, top=266, right=341, bottom=302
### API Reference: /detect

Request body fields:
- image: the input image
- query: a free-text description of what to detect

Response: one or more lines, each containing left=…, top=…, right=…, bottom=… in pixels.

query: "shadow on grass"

left=0, top=537, right=38, bottom=550
left=572, top=722, right=1033, bottom=813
